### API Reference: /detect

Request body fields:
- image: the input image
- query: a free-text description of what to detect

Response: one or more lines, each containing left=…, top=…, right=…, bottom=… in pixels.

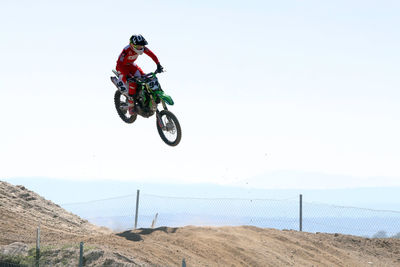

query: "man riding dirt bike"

left=115, top=34, right=163, bottom=115
left=111, top=34, right=182, bottom=146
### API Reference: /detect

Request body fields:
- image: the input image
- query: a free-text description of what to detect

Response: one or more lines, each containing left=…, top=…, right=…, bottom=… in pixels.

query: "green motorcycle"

left=110, top=70, right=182, bottom=146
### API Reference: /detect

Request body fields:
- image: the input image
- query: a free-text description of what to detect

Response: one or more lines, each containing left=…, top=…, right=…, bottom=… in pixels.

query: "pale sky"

left=1, top=0, right=399, bottom=189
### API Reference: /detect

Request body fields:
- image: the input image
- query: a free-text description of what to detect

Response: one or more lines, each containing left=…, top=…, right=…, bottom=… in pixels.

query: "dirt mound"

left=0, top=181, right=110, bottom=245
left=1, top=180, right=400, bottom=266
left=102, top=226, right=400, bottom=266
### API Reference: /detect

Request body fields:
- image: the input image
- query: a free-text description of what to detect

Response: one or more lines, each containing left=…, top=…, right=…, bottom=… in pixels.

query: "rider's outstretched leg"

left=128, top=82, right=138, bottom=115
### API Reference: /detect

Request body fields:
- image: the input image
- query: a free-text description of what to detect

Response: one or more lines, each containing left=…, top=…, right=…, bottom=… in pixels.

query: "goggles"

left=133, top=45, right=144, bottom=50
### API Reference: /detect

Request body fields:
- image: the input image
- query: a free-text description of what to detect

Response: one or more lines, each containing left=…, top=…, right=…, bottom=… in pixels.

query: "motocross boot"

left=127, top=82, right=140, bottom=115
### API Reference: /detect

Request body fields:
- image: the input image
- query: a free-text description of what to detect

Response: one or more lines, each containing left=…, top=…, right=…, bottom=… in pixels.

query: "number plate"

left=147, top=78, right=160, bottom=91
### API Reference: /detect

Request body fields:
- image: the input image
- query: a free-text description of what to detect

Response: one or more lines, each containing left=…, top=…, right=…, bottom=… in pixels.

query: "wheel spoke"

left=162, top=115, right=177, bottom=142
left=156, top=110, right=181, bottom=146
left=114, top=90, right=137, bottom=124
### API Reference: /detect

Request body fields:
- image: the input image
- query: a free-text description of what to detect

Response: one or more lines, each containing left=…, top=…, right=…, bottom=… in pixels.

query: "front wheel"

left=156, top=110, right=182, bottom=146
left=114, top=91, right=137, bottom=124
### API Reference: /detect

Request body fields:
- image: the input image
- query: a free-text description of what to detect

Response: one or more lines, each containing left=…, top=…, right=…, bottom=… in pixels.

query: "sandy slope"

left=0, top=181, right=110, bottom=246
left=74, top=226, right=399, bottom=266
left=1, top=180, right=400, bottom=266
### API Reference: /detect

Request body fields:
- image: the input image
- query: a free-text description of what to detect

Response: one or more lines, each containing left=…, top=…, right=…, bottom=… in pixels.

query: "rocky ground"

left=1, top=180, right=400, bottom=266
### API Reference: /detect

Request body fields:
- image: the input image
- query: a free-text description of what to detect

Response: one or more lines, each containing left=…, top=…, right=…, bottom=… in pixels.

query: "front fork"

left=161, top=100, right=168, bottom=111
left=156, top=101, right=169, bottom=130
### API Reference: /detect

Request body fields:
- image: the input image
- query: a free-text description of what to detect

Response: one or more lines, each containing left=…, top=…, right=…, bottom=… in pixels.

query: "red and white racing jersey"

left=116, top=45, right=160, bottom=68
left=115, top=45, right=160, bottom=95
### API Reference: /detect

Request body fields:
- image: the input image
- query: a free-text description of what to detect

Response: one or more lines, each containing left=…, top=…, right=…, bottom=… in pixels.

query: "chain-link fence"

left=0, top=261, right=28, bottom=267
left=61, top=191, right=400, bottom=238
left=2, top=191, right=400, bottom=266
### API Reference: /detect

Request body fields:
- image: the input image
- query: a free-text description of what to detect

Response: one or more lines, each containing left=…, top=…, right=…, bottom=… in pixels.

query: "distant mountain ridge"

left=4, top=177, right=400, bottom=210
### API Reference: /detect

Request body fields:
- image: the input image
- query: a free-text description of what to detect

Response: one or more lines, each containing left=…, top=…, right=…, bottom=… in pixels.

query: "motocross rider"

left=116, top=34, right=163, bottom=115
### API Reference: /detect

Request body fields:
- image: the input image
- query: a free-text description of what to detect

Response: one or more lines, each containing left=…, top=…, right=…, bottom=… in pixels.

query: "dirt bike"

left=110, top=69, right=182, bottom=146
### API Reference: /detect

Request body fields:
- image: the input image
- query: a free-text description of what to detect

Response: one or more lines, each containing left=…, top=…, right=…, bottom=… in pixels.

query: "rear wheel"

left=114, top=91, right=137, bottom=124
left=156, top=110, right=182, bottom=146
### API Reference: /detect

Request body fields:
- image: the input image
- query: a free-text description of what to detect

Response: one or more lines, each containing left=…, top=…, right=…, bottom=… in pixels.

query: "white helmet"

left=130, top=34, right=147, bottom=55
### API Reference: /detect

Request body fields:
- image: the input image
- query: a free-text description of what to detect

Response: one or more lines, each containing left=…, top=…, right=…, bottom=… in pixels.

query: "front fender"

left=155, top=90, right=174, bottom=105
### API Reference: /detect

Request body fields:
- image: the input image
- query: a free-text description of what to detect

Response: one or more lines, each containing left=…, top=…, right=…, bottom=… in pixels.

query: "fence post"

left=299, top=194, right=303, bottom=232
left=151, top=213, right=158, bottom=228
left=36, top=225, right=40, bottom=267
left=134, top=189, right=140, bottom=229
left=79, top=242, right=84, bottom=267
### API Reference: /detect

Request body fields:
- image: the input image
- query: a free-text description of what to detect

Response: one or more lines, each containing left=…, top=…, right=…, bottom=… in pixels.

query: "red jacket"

left=116, top=45, right=159, bottom=68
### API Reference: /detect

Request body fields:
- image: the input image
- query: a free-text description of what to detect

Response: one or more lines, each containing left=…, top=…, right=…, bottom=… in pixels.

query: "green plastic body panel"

left=155, top=90, right=174, bottom=105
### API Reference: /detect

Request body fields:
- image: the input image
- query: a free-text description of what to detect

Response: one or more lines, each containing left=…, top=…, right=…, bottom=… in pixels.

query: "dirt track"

left=1, top=180, right=400, bottom=266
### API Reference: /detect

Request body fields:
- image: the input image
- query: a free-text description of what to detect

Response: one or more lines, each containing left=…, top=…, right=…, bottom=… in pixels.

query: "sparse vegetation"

left=372, top=230, right=388, bottom=238
left=391, top=232, right=400, bottom=239
left=371, top=231, right=400, bottom=239
left=1, top=245, right=84, bottom=266
left=0, top=248, right=35, bottom=266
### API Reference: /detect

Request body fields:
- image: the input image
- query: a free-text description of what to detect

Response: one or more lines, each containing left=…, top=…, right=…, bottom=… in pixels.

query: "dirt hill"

left=0, top=180, right=111, bottom=245
left=1, top=180, right=400, bottom=266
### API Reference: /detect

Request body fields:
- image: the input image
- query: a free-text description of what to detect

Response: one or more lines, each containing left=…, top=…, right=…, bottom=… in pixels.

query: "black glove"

left=156, top=63, right=164, bottom=73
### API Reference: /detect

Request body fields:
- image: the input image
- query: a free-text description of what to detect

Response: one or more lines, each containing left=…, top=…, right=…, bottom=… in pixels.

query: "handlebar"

left=126, top=69, right=163, bottom=83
